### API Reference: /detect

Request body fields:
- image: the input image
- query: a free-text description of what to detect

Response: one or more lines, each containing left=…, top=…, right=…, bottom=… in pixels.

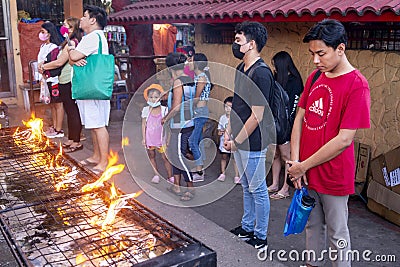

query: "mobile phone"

left=64, top=34, right=72, bottom=47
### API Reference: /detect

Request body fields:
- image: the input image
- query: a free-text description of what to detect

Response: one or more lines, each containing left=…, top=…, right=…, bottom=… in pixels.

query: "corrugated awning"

left=109, top=0, right=400, bottom=24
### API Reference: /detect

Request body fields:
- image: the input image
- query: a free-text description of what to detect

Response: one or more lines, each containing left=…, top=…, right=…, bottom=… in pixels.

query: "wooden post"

left=64, top=0, right=83, bottom=19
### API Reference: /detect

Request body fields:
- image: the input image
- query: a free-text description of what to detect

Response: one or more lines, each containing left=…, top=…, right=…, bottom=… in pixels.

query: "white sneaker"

left=192, top=173, right=204, bottom=183
left=46, top=130, right=64, bottom=139
left=151, top=175, right=160, bottom=184
left=217, top=173, right=226, bottom=182
left=53, top=130, right=64, bottom=138
left=45, top=126, right=55, bottom=136
left=234, top=176, right=241, bottom=184
left=168, top=177, right=174, bottom=183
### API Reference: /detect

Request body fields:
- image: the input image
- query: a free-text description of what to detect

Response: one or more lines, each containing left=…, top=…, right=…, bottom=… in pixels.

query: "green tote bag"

left=72, top=33, right=114, bottom=100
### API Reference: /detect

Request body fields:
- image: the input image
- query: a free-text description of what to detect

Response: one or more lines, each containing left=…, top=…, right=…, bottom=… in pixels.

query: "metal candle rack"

left=0, top=127, right=216, bottom=266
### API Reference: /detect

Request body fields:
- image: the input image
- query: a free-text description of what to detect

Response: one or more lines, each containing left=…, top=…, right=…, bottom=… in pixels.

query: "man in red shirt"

left=287, top=19, right=370, bottom=266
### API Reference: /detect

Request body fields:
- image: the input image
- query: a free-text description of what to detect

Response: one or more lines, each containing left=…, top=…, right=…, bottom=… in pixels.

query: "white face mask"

left=147, top=101, right=161, bottom=108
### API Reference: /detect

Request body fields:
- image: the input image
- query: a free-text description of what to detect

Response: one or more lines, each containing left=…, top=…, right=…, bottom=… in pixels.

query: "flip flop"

left=268, top=187, right=279, bottom=193
left=167, top=186, right=183, bottom=196
left=64, top=144, right=83, bottom=153
left=91, top=168, right=105, bottom=176
left=180, top=191, right=195, bottom=201
left=270, top=192, right=290, bottom=200
left=62, top=143, right=72, bottom=148
left=80, top=159, right=98, bottom=166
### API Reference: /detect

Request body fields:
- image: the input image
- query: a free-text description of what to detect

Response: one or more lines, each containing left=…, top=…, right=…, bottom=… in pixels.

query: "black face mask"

left=232, top=42, right=245, bottom=60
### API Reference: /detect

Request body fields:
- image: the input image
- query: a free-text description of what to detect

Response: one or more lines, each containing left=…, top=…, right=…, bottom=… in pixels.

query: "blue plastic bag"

left=283, top=187, right=315, bottom=236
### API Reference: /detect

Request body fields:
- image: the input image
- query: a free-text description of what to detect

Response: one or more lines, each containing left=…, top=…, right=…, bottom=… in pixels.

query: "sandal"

left=80, top=159, right=98, bottom=166
left=270, top=192, right=290, bottom=200
left=167, top=186, right=183, bottom=196
left=62, top=143, right=72, bottom=148
left=268, top=187, right=279, bottom=193
left=180, top=191, right=195, bottom=201
left=91, top=168, right=105, bottom=176
left=64, top=144, right=83, bottom=153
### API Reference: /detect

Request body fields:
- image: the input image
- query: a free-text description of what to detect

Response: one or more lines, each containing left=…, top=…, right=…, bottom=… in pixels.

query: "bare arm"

left=288, top=127, right=356, bottom=188
left=289, top=107, right=305, bottom=162
left=68, top=48, right=86, bottom=63
left=195, top=75, right=206, bottom=98
left=224, top=105, right=264, bottom=151
left=67, top=42, right=87, bottom=66
left=235, top=105, right=264, bottom=144
left=141, top=118, right=146, bottom=146
left=42, top=46, right=69, bottom=70
left=162, top=79, right=183, bottom=124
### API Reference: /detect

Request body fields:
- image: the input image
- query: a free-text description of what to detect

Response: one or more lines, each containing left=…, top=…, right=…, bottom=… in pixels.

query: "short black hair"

left=193, top=53, right=208, bottom=71
left=84, top=5, right=107, bottom=29
left=165, top=52, right=187, bottom=71
left=235, top=21, right=267, bottom=53
left=183, top=46, right=195, bottom=57
left=303, top=19, right=348, bottom=49
left=224, top=96, right=233, bottom=104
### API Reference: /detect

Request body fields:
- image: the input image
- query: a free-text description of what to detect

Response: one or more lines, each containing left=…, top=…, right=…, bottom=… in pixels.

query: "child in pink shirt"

left=141, top=84, right=173, bottom=184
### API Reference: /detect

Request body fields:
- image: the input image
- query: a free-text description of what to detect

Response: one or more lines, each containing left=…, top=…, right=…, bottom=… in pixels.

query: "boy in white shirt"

left=217, top=97, right=240, bottom=184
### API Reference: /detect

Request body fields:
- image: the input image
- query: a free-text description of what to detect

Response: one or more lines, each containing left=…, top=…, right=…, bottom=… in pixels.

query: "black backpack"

left=247, top=61, right=290, bottom=145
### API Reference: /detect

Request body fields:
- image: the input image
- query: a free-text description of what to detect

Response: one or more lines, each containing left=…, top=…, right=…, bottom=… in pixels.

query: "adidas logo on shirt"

left=309, top=98, right=324, bottom=117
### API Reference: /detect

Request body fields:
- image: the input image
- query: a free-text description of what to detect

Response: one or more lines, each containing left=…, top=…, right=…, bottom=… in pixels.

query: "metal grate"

left=0, top=127, right=58, bottom=160
left=0, top=129, right=216, bottom=266
left=1, top=190, right=196, bottom=266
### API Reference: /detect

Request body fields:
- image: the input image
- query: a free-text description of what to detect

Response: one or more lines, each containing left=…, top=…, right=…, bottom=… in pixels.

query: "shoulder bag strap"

left=95, top=33, right=103, bottom=55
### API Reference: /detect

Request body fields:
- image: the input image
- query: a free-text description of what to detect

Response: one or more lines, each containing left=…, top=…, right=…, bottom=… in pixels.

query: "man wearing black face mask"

left=224, top=21, right=274, bottom=251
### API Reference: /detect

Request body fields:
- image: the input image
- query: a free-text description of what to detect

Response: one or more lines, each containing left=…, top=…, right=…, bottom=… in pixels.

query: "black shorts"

left=47, top=82, right=62, bottom=103
left=59, top=82, right=72, bottom=103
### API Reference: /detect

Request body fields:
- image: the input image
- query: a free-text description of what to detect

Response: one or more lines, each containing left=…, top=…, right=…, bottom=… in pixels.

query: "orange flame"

left=101, top=184, right=142, bottom=230
left=106, top=150, right=119, bottom=169
left=82, top=164, right=125, bottom=192
left=12, top=127, right=19, bottom=137
left=121, top=137, right=129, bottom=147
left=75, top=253, right=86, bottom=265
left=101, top=183, right=119, bottom=229
left=81, top=150, right=124, bottom=192
left=110, top=182, right=118, bottom=199
left=22, top=113, right=44, bottom=142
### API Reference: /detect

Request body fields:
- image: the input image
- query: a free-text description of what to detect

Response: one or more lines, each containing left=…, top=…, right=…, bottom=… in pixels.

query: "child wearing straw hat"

left=141, top=84, right=174, bottom=184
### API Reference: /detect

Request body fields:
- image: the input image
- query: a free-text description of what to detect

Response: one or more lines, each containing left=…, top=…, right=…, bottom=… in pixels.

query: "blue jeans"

left=189, top=106, right=208, bottom=166
left=234, top=148, right=270, bottom=240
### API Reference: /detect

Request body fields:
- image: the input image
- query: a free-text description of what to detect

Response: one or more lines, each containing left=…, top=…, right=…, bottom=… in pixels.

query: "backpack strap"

left=168, top=76, right=194, bottom=128
left=246, top=61, right=273, bottom=103
left=247, top=61, right=268, bottom=79
left=177, top=76, right=194, bottom=126
left=310, top=70, right=322, bottom=88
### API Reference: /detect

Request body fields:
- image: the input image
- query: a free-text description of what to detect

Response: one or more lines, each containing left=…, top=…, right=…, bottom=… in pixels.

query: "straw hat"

left=143, top=84, right=164, bottom=101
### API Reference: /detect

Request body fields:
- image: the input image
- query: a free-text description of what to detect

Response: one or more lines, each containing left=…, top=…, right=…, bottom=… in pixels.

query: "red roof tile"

left=109, top=0, right=400, bottom=23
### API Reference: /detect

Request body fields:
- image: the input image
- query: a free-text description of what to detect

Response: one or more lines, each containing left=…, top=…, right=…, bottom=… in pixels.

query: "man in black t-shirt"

left=224, top=21, right=273, bottom=251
